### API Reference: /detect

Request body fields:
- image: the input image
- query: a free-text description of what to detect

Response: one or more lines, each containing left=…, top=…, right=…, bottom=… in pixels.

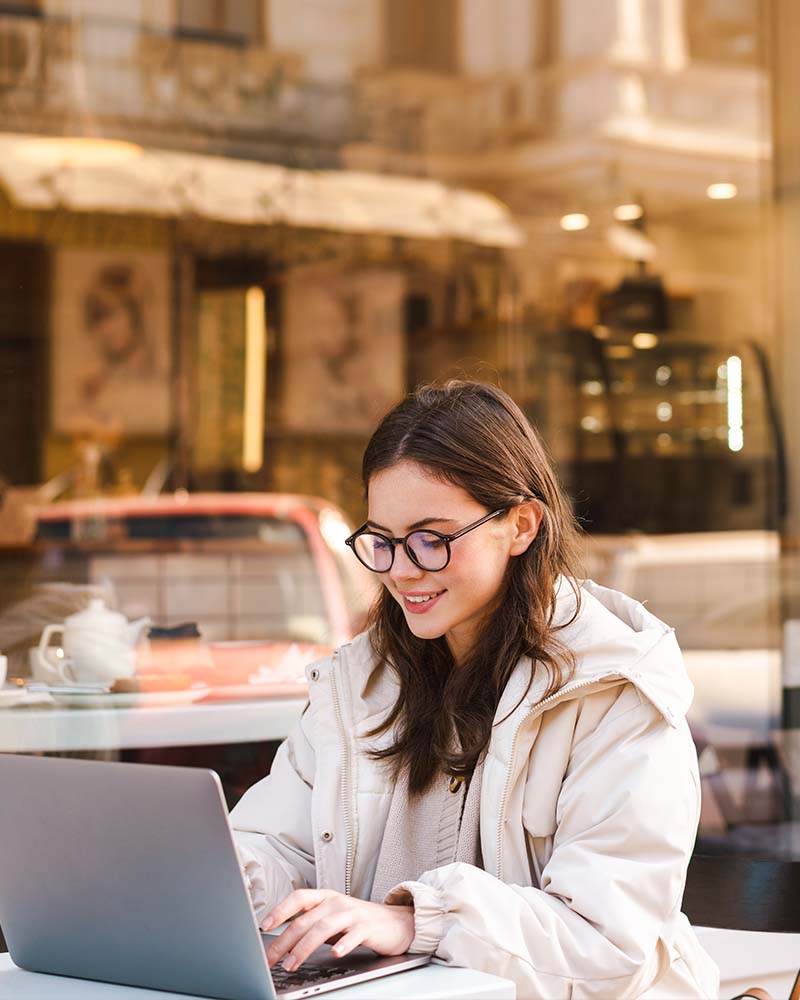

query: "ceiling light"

left=560, top=213, right=590, bottom=232
left=613, top=203, right=644, bottom=222
left=707, top=182, right=738, bottom=200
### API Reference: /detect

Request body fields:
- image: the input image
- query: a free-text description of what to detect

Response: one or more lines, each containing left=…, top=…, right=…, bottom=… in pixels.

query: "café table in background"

left=0, top=695, right=307, bottom=754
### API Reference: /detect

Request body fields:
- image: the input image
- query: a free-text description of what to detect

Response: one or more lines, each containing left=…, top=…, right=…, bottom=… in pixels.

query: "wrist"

left=383, top=881, right=445, bottom=955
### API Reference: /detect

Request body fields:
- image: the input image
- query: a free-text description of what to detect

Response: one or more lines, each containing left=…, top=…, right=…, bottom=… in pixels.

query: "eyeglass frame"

left=345, top=508, right=508, bottom=573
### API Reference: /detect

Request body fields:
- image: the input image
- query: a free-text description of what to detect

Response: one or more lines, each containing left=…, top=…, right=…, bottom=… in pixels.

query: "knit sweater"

left=370, top=754, right=485, bottom=904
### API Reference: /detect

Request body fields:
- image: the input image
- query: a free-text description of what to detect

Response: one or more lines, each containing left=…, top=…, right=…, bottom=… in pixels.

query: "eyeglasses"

left=345, top=509, right=506, bottom=573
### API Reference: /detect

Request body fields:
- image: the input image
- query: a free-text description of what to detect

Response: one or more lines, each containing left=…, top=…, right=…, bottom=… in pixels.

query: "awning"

left=0, top=133, right=523, bottom=248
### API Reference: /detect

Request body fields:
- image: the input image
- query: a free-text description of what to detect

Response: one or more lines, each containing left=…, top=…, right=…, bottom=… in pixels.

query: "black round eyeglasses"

left=345, top=509, right=505, bottom=573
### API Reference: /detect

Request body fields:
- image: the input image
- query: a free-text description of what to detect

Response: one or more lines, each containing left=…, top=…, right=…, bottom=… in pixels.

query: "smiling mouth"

left=400, top=590, right=446, bottom=613
left=403, top=591, right=444, bottom=603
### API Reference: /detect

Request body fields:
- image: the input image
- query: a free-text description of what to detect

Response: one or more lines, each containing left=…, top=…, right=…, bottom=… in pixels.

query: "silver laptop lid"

left=0, top=754, right=274, bottom=1000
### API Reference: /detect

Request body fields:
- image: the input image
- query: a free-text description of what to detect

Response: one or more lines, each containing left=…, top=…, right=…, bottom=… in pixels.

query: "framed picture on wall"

left=282, top=266, right=405, bottom=433
left=51, top=249, right=172, bottom=435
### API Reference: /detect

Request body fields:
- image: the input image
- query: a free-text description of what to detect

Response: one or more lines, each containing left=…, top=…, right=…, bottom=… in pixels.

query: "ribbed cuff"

left=383, top=879, right=445, bottom=955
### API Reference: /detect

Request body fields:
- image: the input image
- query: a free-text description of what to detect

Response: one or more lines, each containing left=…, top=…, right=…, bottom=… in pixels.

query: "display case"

left=543, top=330, right=783, bottom=535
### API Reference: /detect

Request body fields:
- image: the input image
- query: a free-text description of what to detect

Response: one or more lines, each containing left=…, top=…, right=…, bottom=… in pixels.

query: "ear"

left=508, top=500, right=543, bottom=557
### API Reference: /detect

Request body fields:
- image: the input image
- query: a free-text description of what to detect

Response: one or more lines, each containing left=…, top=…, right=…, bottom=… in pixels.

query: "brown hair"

left=362, top=380, right=583, bottom=794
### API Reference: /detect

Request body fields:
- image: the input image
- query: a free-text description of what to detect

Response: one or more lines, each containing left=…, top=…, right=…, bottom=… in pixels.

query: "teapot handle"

left=39, top=623, right=63, bottom=657
left=38, top=625, right=76, bottom=684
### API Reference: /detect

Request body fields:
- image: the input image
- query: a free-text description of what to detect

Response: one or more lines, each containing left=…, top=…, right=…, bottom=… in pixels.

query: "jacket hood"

left=547, top=577, right=694, bottom=727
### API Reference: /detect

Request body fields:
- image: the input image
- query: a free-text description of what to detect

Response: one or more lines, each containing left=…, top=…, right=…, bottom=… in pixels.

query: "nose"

left=389, top=543, right=423, bottom=583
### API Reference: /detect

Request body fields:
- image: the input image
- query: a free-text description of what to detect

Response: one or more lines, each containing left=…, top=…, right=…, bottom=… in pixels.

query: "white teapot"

left=38, top=599, right=151, bottom=686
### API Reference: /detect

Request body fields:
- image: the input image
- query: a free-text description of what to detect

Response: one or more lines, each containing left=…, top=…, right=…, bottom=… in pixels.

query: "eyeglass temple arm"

left=444, top=508, right=506, bottom=542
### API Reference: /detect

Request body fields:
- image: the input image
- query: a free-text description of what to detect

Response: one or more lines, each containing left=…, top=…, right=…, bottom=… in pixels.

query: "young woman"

left=232, top=381, right=719, bottom=998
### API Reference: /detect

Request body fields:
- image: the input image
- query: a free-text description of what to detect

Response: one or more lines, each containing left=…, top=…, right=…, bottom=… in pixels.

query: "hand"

left=262, top=889, right=415, bottom=972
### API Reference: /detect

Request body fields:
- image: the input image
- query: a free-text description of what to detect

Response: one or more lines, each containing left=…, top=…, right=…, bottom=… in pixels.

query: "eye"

left=416, top=532, right=445, bottom=549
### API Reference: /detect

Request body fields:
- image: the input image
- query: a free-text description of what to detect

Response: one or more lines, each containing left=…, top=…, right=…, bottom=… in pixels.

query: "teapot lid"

left=65, top=598, right=127, bottom=630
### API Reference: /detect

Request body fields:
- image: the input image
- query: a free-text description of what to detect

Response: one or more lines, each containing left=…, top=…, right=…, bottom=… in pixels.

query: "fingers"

left=261, top=889, right=327, bottom=931
left=330, top=928, right=367, bottom=960
left=267, top=906, right=353, bottom=971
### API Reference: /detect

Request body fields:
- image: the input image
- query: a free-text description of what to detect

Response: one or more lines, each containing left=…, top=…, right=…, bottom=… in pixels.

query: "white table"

left=0, top=697, right=307, bottom=754
left=0, top=954, right=515, bottom=999
left=694, top=926, right=800, bottom=999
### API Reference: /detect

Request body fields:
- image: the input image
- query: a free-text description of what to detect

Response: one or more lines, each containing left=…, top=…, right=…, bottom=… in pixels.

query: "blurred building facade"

left=0, top=0, right=774, bottom=526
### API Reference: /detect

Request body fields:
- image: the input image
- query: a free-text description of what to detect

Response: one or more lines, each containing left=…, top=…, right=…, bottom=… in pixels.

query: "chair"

left=682, top=856, right=800, bottom=1000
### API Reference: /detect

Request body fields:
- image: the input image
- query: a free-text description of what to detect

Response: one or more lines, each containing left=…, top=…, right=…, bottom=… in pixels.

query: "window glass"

left=0, top=0, right=796, bottom=914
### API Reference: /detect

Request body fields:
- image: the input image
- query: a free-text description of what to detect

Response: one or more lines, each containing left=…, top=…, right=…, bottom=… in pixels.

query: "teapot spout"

left=125, top=617, right=152, bottom=645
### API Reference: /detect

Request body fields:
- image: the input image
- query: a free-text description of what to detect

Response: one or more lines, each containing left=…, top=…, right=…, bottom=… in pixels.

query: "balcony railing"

left=0, top=13, right=358, bottom=159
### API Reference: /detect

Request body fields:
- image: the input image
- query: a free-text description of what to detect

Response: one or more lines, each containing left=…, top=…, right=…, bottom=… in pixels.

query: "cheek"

left=469, top=551, right=512, bottom=602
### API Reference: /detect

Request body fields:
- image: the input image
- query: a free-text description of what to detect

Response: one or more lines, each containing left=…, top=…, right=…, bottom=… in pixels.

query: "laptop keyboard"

left=270, top=961, right=363, bottom=994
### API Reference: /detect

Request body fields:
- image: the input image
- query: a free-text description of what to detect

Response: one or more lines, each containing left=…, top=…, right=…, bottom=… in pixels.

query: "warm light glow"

left=656, top=402, right=672, bottom=422
left=243, top=287, right=267, bottom=473
left=606, top=345, right=634, bottom=359
left=632, top=332, right=658, bottom=349
left=726, top=354, right=744, bottom=452
left=707, top=182, right=738, bottom=200
left=592, top=324, right=611, bottom=339
left=613, top=203, right=644, bottom=222
left=17, top=136, right=143, bottom=166
left=560, top=213, right=590, bottom=231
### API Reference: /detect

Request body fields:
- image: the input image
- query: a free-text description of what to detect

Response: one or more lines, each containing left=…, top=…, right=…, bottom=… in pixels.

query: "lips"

left=400, top=590, right=446, bottom=615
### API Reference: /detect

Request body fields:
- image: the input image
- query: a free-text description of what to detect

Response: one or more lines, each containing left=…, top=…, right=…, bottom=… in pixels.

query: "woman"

left=232, top=381, right=719, bottom=998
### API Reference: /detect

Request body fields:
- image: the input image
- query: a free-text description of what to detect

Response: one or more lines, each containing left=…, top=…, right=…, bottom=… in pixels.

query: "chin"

left=404, top=616, right=447, bottom=641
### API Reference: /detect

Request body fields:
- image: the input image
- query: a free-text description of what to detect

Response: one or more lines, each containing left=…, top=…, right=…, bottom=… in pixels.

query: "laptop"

left=0, top=754, right=430, bottom=1000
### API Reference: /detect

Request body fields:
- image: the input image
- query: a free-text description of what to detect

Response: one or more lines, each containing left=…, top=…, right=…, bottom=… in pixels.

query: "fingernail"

left=262, top=915, right=274, bottom=930
left=283, top=956, right=296, bottom=972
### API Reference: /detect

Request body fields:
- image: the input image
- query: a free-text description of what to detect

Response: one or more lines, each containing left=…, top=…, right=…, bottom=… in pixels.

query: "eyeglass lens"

left=353, top=530, right=449, bottom=572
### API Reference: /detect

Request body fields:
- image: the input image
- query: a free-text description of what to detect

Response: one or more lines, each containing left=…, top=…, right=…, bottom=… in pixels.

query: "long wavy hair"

left=362, top=380, right=583, bottom=794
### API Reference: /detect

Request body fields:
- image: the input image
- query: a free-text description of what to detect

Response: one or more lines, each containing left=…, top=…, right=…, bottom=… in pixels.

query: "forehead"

left=367, top=461, right=479, bottom=528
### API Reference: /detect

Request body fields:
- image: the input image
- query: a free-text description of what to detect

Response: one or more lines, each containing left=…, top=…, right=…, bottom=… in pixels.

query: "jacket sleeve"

left=229, top=706, right=317, bottom=923
left=384, top=696, right=703, bottom=999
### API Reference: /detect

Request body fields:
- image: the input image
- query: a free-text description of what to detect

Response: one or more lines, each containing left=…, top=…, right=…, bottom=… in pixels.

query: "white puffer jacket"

left=232, top=580, right=720, bottom=999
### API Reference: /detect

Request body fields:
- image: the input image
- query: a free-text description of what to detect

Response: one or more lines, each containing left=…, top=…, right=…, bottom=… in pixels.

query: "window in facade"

left=384, top=0, right=459, bottom=73
left=176, top=0, right=264, bottom=45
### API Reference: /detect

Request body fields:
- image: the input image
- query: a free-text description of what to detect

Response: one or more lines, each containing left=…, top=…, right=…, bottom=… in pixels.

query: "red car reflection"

left=34, top=493, right=375, bottom=699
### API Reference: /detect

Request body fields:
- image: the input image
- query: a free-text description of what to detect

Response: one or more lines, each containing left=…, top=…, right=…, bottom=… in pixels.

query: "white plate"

left=50, top=687, right=210, bottom=709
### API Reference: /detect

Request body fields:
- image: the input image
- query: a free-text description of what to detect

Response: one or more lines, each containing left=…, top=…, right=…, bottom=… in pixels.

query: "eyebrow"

left=366, top=516, right=458, bottom=533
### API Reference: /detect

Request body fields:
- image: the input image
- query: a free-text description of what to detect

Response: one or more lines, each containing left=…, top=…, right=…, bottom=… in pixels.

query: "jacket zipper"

left=328, top=649, right=354, bottom=896
left=495, top=675, right=616, bottom=880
